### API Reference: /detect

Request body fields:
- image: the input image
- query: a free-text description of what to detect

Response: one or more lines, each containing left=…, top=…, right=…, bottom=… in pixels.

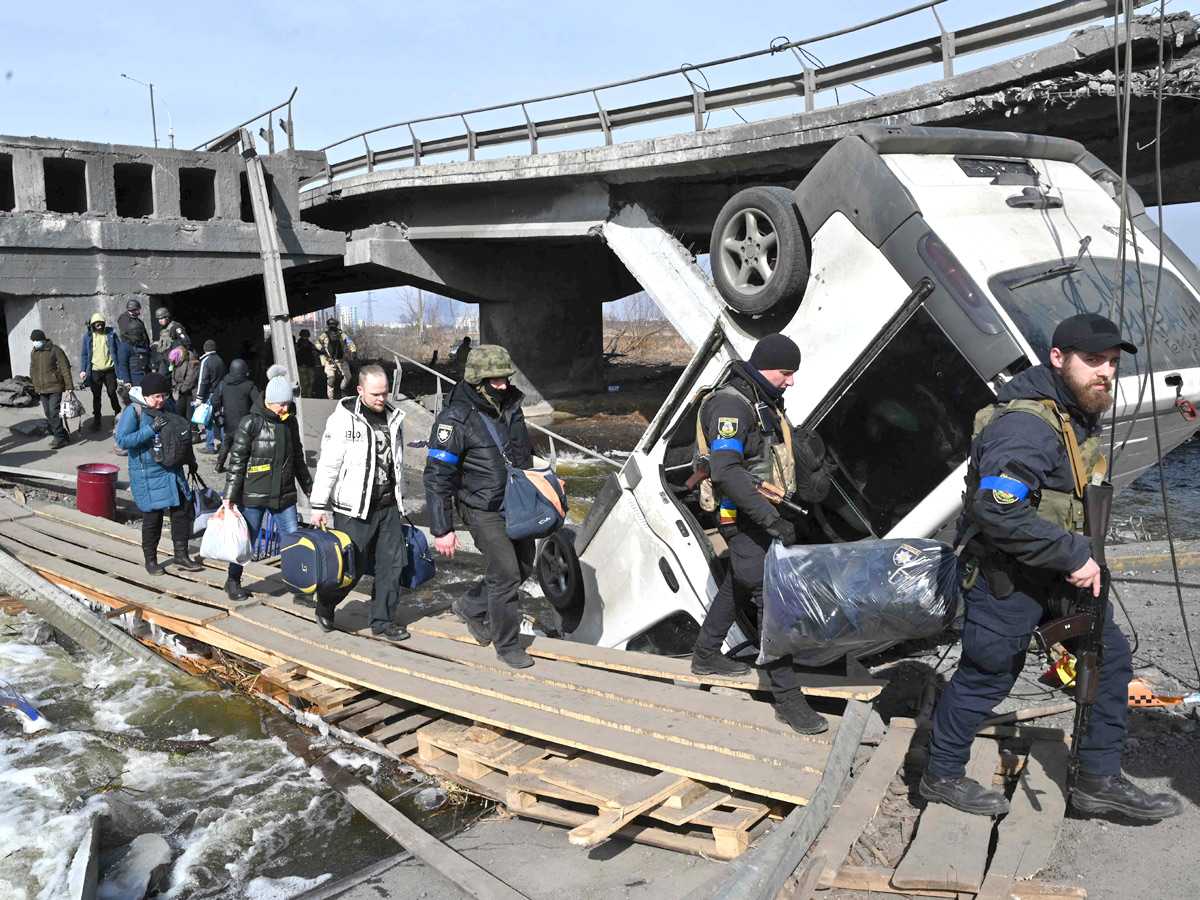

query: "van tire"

left=710, top=186, right=809, bottom=315
left=536, top=529, right=584, bottom=630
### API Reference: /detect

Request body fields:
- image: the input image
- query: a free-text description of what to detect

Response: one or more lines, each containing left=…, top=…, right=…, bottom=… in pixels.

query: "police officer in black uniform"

left=922, top=313, right=1181, bottom=820
left=689, top=334, right=827, bottom=735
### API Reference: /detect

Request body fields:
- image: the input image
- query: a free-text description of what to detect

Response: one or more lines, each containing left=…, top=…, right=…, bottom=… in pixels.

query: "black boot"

left=919, top=771, right=1010, bottom=816
left=452, top=598, right=492, bottom=646
left=691, top=647, right=751, bottom=677
left=774, top=695, right=829, bottom=735
left=172, top=543, right=204, bottom=572
left=497, top=647, right=534, bottom=669
left=144, top=555, right=167, bottom=576
left=224, top=577, right=249, bottom=601
left=1071, top=772, right=1183, bottom=820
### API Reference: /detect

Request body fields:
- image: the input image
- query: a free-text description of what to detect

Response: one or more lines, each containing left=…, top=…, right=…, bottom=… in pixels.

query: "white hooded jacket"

left=311, top=396, right=405, bottom=519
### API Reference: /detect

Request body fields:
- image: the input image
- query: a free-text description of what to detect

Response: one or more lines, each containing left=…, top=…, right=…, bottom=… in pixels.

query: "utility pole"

left=362, top=291, right=377, bottom=325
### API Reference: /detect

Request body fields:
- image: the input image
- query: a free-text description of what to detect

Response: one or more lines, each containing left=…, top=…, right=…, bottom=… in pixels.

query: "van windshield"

left=988, top=258, right=1200, bottom=373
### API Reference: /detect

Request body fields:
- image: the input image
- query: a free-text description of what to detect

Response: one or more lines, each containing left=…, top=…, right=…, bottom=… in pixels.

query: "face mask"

left=483, top=383, right=508, bottom=404
left=33, top=341, right=45, bottom=349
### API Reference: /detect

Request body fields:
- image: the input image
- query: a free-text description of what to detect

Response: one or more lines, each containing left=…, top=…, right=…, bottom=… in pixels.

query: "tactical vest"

left=694, top=383, right=797, bottom=527
left=965, top=398, right=1106, bottom=534
left=325, top=332, right=345, bottom=361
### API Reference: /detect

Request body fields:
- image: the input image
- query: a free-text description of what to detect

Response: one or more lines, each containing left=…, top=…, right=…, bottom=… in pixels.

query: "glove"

left=150, top=413, right=168, bottom=432
left=766, top=518, right=797, bottom=547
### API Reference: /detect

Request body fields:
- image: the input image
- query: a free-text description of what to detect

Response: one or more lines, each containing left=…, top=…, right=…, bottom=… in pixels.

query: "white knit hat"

left=265, top=376, right=294, bottom=404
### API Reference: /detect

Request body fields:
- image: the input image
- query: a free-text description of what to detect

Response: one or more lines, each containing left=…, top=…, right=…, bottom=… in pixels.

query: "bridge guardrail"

left=195, top=87, right=298, bottom=154
left=386, top=347, right=623, bottom=471
left=305, top=0, right=1147, bottom=188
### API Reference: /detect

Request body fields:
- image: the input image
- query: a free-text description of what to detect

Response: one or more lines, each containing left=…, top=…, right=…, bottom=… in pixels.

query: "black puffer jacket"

left=214, top=371, right=259, bottom=432
left=423, top=381, right=533, bottom=537
left=225, top=399, right=313, bottom=508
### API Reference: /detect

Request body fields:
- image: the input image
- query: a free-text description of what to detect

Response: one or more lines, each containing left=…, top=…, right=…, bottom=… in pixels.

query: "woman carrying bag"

left=221, top=376, right=313, bottom=602
left=114, top=372, right=204, bottom=575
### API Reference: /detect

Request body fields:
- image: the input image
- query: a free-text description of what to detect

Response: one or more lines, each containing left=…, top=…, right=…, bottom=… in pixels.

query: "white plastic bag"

left=199, top=505, right=252, bottom=564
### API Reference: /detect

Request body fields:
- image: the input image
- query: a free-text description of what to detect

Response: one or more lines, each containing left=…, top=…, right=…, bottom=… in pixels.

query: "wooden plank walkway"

left=0, top=499, right=893, bottom=857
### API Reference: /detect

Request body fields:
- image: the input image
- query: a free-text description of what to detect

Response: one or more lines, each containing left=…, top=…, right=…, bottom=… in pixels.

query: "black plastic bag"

left=761, top=538, right=959, bottom=665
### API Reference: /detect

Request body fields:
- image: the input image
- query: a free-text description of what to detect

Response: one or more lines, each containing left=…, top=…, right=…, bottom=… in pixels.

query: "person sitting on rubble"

left=213, top=359, right=261, bottom=474
left=29, top=329, right=74, bottom=450
left=79, top=313, right=121, bottom=432
left=115, top=372, right=203, bottom=576
left=221, top=375, right=312, bottom=602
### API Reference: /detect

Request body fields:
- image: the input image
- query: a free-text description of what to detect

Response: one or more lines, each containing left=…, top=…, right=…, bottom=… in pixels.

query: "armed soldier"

left=922, top=313, right=1181, bottom=820
left=688, top=334, right=828, bottom=735
left=318, top=318, right=357, bottom=399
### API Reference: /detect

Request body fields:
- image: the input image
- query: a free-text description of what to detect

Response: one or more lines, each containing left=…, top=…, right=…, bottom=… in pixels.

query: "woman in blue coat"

left=115, top=373, right=203, bottom=575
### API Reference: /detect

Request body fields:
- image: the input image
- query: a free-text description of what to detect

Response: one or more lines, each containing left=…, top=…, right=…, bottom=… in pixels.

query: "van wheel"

left=710, top=186, right=809, bottom=316
left=536, top=529, right=583, bottom=622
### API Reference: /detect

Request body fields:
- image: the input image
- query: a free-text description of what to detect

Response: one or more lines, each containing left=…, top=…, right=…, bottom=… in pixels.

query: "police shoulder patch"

left=717, top=417, right=738, bottom=438
left=436, top=424, right=453, bottom=444
left=992, top=489, right=1019, bottom=505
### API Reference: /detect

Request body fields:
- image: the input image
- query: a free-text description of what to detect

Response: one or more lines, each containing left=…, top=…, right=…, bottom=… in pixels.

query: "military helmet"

left=155, top=307, right=170, bottom=319
left=326, top=318, right=340, bottom=330
left=125, top=298, right=142, bottom=311
left=229, top=359, right=248, bottom=376
left=464, top=344, right=516, bottom=385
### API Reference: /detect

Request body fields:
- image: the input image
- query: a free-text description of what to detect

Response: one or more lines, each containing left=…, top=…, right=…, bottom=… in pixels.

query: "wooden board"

left=202, top=611, right=822, bottom=804
left=568, top=773, right=692, bottom=846
left=235, top=603, right=834, bottom=773
left=0, top=536, right=227, bottom=626
left=829, top=867, right=1087, bottom=899
left=0, top=521, right=251, bottom=614
left=0, top=497, right=34, bottom=521
left=975, top=741, right=1070, bottom=900
left=892, top=737, right=999, bottom=892
left=408, top=615, right=885, bottom=700
left=814, top=724, right=912, bottom=888
left=266, top=599, right=834, bottom=746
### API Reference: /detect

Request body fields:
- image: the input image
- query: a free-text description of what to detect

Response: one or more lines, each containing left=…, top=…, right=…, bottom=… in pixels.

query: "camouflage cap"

left=464, top=344, right=516, bottom=384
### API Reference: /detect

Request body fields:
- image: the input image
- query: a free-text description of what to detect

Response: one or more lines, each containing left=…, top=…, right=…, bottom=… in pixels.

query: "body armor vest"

left=965, top=398, right=1106, bottom=535
left=695, top=383, right=796, bottom=526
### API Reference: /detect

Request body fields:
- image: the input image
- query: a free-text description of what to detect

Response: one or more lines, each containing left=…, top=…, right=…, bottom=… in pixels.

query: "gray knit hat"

left=266, top=364, right=287, bottom=379
left=264, top=376, right=294, bottom=404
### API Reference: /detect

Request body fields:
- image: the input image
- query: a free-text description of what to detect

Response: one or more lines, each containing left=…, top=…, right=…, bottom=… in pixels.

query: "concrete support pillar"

left=479, top=297, right=604, bottom=398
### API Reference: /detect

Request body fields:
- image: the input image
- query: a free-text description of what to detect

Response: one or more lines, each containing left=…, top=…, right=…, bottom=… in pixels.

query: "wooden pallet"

left=805, top=719, right=1080, bottom=899
left=408, top=718, right=778, bottom=859
left=255, top=662, right=365, bottom=714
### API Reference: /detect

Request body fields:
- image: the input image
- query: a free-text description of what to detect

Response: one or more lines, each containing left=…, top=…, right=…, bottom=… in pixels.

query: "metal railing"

left=386, top=348, right=622, bottom=470
left=306, top=0, right=1143, bottom=188
left=195, top=87, right=298, bottom=154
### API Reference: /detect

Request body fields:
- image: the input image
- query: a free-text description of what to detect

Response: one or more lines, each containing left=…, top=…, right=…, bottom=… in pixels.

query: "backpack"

left=477, top=412, right=567, bottom=541
left=134, top=405, right=195, bottom=468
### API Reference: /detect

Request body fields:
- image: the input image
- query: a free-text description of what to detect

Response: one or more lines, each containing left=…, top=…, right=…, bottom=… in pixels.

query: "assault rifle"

left=685, top=466, right=809, bottom=518
left=1033, top=480, right=1114, bottom=791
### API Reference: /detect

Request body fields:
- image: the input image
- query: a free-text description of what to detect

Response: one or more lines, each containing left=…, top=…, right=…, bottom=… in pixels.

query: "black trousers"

left=141, top=503, right=191, bottom=562
left=460, top=507, right=535, bottom=654
left=695, top=525, right=801, bottom=704
left=320, top=503, right=408, bottom=634
left=40, top=392, right=68, bottom=442
left=89, top=368, right=120, bottom=419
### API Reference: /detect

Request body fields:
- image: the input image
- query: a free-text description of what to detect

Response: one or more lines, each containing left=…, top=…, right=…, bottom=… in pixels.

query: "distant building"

left=338, top=306, right=359, bottom=330
left=455, top=314, right=479, bottom=332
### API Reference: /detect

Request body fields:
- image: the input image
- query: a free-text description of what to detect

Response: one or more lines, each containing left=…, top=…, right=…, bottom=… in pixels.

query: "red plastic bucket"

left=76, top=463, right=120, bottom=520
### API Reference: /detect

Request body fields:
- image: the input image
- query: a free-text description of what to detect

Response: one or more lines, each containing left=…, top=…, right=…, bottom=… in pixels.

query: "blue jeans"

left=228, top=505, right=298, bottom=580
left=205, top=420, right=224, bottom=451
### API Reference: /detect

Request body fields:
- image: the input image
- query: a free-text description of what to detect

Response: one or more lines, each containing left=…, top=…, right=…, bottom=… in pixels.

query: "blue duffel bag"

left=400, top=516, right=436, bottom=589
left=477, top=414, right=567, bottom=541
left=281, top=525, right=358, bottom=596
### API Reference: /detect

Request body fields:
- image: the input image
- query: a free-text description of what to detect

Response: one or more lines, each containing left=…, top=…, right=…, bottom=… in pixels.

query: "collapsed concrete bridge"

left=2, top=4, right=1198, bottom=398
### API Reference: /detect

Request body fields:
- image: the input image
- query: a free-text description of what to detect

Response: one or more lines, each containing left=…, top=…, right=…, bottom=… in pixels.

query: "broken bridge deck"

left=1, top=499, right=888, bottom=858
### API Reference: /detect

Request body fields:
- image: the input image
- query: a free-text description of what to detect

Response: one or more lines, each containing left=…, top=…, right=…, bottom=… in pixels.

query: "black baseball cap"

left=1051, top=313, right=1137, bottom=355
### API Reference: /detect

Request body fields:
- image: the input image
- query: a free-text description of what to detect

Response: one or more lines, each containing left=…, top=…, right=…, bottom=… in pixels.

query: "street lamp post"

left=120, top=74, right=174, bottom=149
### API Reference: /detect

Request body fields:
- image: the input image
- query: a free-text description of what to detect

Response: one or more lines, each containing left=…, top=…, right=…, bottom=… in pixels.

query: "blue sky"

left=4, top=0, right=1194, bottom=322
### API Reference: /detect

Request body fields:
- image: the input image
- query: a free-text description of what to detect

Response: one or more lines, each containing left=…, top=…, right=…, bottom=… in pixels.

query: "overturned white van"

left=536, top=124, right=1200, bottom=658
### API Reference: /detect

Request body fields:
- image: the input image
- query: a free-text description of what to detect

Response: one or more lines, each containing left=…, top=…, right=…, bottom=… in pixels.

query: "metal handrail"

left=306, top=0, right=1139, bottom=188
left=195, top=87, right=298, bottom=153
left=386, top=347, right=622, bottom=470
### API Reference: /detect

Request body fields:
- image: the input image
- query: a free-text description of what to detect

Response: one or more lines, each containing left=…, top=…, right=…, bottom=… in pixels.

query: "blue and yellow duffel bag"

left=281, top=525, right=358, bottom=595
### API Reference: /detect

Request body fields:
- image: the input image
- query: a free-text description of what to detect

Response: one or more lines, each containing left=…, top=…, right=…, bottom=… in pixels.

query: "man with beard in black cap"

left=688, top=333, right=828, bottom=736
left=921, top=313, right=1182, bottom=822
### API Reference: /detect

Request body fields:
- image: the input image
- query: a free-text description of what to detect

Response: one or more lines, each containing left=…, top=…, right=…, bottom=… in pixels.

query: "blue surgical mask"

left=33, top=341, right=46, bottom=349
